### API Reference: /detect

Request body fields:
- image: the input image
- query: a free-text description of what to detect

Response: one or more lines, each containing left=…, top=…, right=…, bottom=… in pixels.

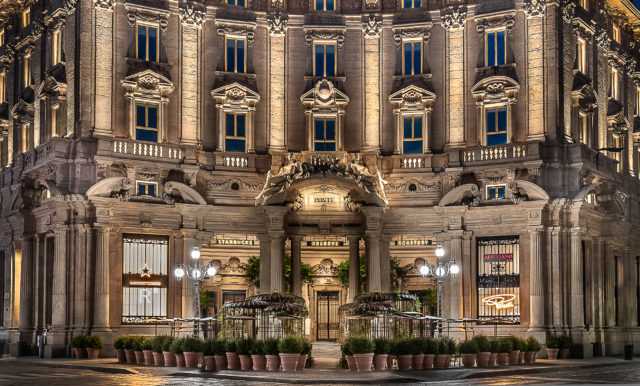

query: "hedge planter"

left=412, top=353, right=424, bottom=370
left=116, top=349, right=126, bottom=364
left=296, top=354, right=308, bottom=371
left=489, top=353, right=498, bottom=367
left=462, top=354, right=476, bottom=368
left=143, top=350, right=154, bottom=366
left=524, top=351, right=537, bottom=365
left=423, top=354, right=435, bottom=369
left=162, top=351, right=176, bottom=367
left=203, top=355, right=216, bottom=372
left=184, top=351, right=200, bottom=368
left=152, top=352, right=164, bottom=367
left=279, top=353, right=299, bottom=372
left=265, top=354, right=280, bottom=372
left=125, top=349, right=136, bottom=364
left=226, top=352, right=240, bottom=370
left=134, top=351, right=145, bottom=365
left=354, top=353, right=373, bottom=372
left=497, top=353, right=509, bottom=366
left=175, top=353, right=186, bottom=368
left=346, top=355, right=356, bottom=371
left=252, top=354, right=266, bottom=371
left=477, top=352, right=491, bottom=368
left=546, top=348, right=559, bottom=360
left=373, top=354, right=388, bottom=371
left=509, top=350, right=520, bottom=365
left=435, top=354, right=449, bottom=369
left=87, top=348, right=100, bottom=360
left=239, top=354, right=252, bottom=371
left=397, top=355, right=412, bottom=370
left=214, top=355, right=227, bottom=371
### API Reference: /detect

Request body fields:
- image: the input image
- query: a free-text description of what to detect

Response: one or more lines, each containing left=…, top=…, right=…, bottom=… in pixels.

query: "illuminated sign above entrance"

left=297, top=185, right=349, bottom=212
left=481, top=294, right=516, bottom=311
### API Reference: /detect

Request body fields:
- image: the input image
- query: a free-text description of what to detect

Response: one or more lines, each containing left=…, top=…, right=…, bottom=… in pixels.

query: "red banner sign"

left=483, top=253, right=513, bottom=262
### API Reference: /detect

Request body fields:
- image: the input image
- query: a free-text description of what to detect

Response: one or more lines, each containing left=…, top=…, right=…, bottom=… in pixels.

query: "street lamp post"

left=419, top=244, right=460, bottom=318
left=173, top=247, right=218, bottom=336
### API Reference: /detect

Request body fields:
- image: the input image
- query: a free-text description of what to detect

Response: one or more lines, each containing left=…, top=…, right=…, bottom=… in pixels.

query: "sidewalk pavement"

left=5, top=356, right=634, bottom=384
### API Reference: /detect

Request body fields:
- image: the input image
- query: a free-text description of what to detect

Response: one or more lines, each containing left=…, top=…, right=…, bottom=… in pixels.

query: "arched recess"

left=164, top=181, right=207, bottom=205
left=438, top=184, right=480, bottom=207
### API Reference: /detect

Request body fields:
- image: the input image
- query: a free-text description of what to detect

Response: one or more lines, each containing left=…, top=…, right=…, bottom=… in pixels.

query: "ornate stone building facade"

left=1, top=0, right=640, bottom=358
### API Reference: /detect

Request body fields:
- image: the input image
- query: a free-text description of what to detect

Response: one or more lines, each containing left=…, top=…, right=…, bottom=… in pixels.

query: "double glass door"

left=316, top=291, right=340, bottom=341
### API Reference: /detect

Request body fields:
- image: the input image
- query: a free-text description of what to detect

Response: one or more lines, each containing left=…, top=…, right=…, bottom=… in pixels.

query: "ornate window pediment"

left=121, top=69, right=175, bottom=100
left=471, top=76, right=519, bottom=105
left=389, top=84, right=436, bottom=154
left=300, top=79, right=349, bottom=112
left=471, top=76, right=519, bottom=146
left=389, top=84, right=435, bottom=110
left=300, top=79, right=349, bottom=152
left=211, top=82, right=260, bottom=153
left=211, top=82, right=260, bottom=108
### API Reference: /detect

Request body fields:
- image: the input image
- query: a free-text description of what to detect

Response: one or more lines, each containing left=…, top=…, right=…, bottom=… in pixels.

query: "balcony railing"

left=215, top=152, right=258, bottom=171
left=111, top=139, right=183, bottom=161
left=462, top=143, right=529, bottom=164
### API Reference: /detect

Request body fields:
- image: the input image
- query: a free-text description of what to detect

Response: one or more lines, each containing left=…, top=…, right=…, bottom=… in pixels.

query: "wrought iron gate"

left=316, top=291, right=339, bottom=341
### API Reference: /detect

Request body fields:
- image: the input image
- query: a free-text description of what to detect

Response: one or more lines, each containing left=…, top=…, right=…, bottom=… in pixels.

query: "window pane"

left=497, top=186, right=506, bottom=200
left=136, top=105, right=146, bottom=127
left=414, top=0, right=421, bottom=7
left=314, top=119, right=324, bottom=139
left=226, top=114, right=235, bottom=136
left=138, top=184, right=145, bottom=196
left=236, top=115, right=246, bottom=137
left=148, top=184, right=156, bottom=197
left=238, top=0, right=245, bottom=6
left=497, top=109, right=507, bottom=130
left=486, top=110, right=496, bottom=132
left=226, top=139, right=246, bottom=152
left=487, top=32, right=495, bottom=66
left=404, top=0, right=412, bottom=8
left=136, top=129, right=158, bottom=142
left=237, top=41, right=245, bottom=73
left=403, top=140, right=422, bottom=154
left=316, top=0, right=323, bottom=10
left=497, top=31, right=505, bottom=65
left=404, top=43, right=412, bottom=75
left=414, top=117, right=423, bottom=138
left=487, top=133, right=508, bottom=146
left=413, top=43, right=421, bottom=74
left=226, top=39, right=235, bottom=71
left=147, top=107, right=158, bottom=129
left=315, top=45, right=324, bottom=77
left=148, top=27, right=157, bottom=62
left=326, top=45, right=335, bottom=76
left=326, top=0, right=334, bottom=10
left=137, top=26, right=146, bottom=60
left=403, top=117, right=412, bottom=138
left=325, top=119, right=335, bottom=140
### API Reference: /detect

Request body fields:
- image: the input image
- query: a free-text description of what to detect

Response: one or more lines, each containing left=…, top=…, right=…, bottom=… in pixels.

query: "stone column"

left=365, top=232, right=381, bottom=293
left=362, top=16, right=381, bottom=153
left=442, top=6, right=466, bottom=148
left=524, top=1, right=546, bottom=140
left=179, top=4, right=204, bottom=145
left=269, top=232, right=285, bottom=293
left=258, top=233, right=271, bottom=294
left=267, top=13, right=287, bottom=153
left=347, top=236, right=360, bottom=302
left=528, top=226, right=545, bottom=330
left=569, top=228, right=585, bottom=329
left=380, top=234, right=391, bottom=292
left=291, top=236, right=302, bottom=296
left=461, top=231, right=473, bottom=317
left=93, top=226, right=111, bottom=330
left=604, top=246, right=617, bottom=328
left=181, top=235, right=198, bottom=318
left=548, top=226, right=563, bottom=329
left=47, top=226, right=68, bottom=357
left=93, top=0, right=114, bottom=137
left=18, top=237, right=34, bottom=343
left=447, top=235, right=462, bottom=319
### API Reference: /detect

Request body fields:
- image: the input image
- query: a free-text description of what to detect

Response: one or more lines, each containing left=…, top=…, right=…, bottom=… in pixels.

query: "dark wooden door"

left=316, top=291, right=339, bottom=341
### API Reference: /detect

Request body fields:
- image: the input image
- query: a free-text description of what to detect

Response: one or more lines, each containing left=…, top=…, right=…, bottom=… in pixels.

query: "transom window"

left=577, top=37, right=587, bottom=73
left=136, top=24, right=159, bottom=62
left=228, top=0, right=246, bottom=7
left=137, top=181, right=157, bottom=197
left=486, top=30, right=506, bottom=67
left=225, top=113, right=247, bottom=152
left=610, top=66, right=620, bottom=100
left=486, top=184, right=507, bottom=200
left=485, top=107, right=508, bottom=146
left=315, top=0, right=335, bottom=11
left=402, top=41, right=422, bottom=76
left=314, top=43, right=336, bottom=77
left=403, top=115, right=423, bottom=154
left=402, top=0, right=421, bottom=8
left=135, top=103, right=159, bottom=142
left=226, top=37, right=246, bottom=73
left=314, top=118, right=337, bottom=151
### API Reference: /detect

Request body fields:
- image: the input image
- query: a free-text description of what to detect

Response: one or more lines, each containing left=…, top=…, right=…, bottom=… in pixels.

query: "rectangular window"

left=486, top=30, right=506, bottom=66
left=314, top=118, right=337, bottom=151
left=402, top=115, right=423, bottom=154
left=477, top=236, right=520, bottom=322
left=122, top=236, right=168, bottom=323
left=21, top=8, right=30, bottom=28
left=613, top=23, right=621, bottom=44
left=136, top=181, right=157, bottom=197
left=137, top=25, right=159, bottom=62
left=314, top=43, right=336, bottom=77
left=486, top=184, right=507, bottom=200
left=485, top=107, right=508, bottom=146
left=225, top=113, right=247, bottom=152
left=315, top=0, right=335, bottom=11
left=402, top=41, right=422, bottom=76
left=227, top=0, right=246, bottom=7
left=577, top=37, right=587, bottom=73
left=226, top=37, right=246, bottom=73
left=610, top=66, right=620, bottom=100
left=135, top=104, right=159, bottom=142
left=402, top=0, right=421, bottom=8
left=52, top=29, right=63, bottom=65
left=22, top=55, right=30, bottom=88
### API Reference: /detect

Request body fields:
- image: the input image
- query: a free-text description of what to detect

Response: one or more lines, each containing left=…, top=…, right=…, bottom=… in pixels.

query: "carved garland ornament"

left=305, top=30, right=345, bottom=47
left=217, top=23, right=256, bottom=43
left=392, top=27, right=430, bottom=45
left=127, top=8, right=169, bottom=31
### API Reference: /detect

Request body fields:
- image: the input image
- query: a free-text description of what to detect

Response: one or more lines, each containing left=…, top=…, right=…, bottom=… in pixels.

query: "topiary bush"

left=264, top=338, right=279, bottom=355
left=236, top=338, right=254, bottom=355
left=423, top=338, right=438, bottom=355
left=346, top=336, right=374, bottom=354
left=251, top=340, right=265, bottom=355
left=212, top=339, right=227, bottom=355
left=472, top=335, right=491, bottom=352
left=546, top=335, right=561, bottom=349
left=141, top=338, right=153, bottom=351
left=225, top=339, right=237, bottom=353
left=373, top=338, right=391, bottom=355
left=71, top=335, right=88, bottom=349
left=151, top=336, right=167, bottom=353
left=278, top=336, right=303, bottom=354
left=509, top=336, right=522, bottom=351
left=86, top=336, right=103, bottom=349
left=114, top=336, right=127, bottom=350
left=394, top=338, right=414, bottom=355
left=162, top=337, right=175, bottom=352
left=497, top=338, right=513, bottom=353
left=526, top=337, right=541, bottom=352
left=170, top=338, right=184, bottom=354
left=182, top=336, right=203, bottom=353
left=458, top=340, right=479, bottom=354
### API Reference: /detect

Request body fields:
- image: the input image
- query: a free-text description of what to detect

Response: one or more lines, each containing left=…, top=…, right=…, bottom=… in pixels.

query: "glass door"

left=316, top=291, right=339, bottom=341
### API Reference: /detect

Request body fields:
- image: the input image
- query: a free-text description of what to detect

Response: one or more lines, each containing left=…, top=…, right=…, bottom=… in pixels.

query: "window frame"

left=22, top=54, right=31, bottom=88
left=136, top=181, right=158, bottom=197
left=135, top=102, right=160, bottom=143
left=51, top=29, right=63, bottom=66
left=484, top=105, right=509, bottom=146
left=402, top=114, right=425, bottom=154
left=486, top=184, right=507, bottom=201
left=402, top=39, right=422, bottom=76
left=485, top=28, right=507, bottom=67
left=612, top=23, right=621, bottom=44
left=401, top=0, right=421, bottom=9
left=314, top=0, right=335, bottom=11
left=225, top=35, right=247, bottom=73
left=136, top=22, right=160, bottom=63
left=313, top=41, right=337, bottom=78
left=224, top=112, right=248, bottom=152
left=313, top=116, right=338, bottom=152
left=227, top=0, right=246, bottom=7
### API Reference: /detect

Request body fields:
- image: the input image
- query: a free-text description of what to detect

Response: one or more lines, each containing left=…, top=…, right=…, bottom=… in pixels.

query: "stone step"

left=311, top=342, right=341, bottom=369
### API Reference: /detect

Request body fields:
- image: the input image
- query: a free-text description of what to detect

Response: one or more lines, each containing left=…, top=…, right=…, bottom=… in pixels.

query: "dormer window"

left=402, top=40, right=422, bottom=76
left=228, top=0, right=246, bottom=7
left=314, top=43, right=336, bottom=77
left=486, top=29, right=506, bottom=66
left=137, top=24, right=159, bottom=62
left=226, top=37, right=246, bottom=73
left=576, top=37, right=587, bottom=73
left=21, top=8, right=30, bottom=28
left=315, top=0, right=335, bottom=11
left=313, top=118, right=336, bottom=151
left=136, top=103, right=159, bottom=142
left=137, top=181, right=157, bottom=197
left=402, top=0, right=421, bottom=8
left=613, top=23, right=621, bottom=44
left=486, top=184, right=507, bottom=200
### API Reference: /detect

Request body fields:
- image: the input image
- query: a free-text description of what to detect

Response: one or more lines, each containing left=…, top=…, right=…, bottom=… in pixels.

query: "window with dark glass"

left=477, top=236, right=520, bottom=322
left=226, top=37, right=246, bottom=73
left=225, top=113, right=247, bottom=152
left=486, top=30, right=506, bottom=66
left=314, top=43, right=336, bottom=77
left=485, top=107, right=508, bottom=146
left=137, top=25, right=158, bottom=62
left=403, top=0, right=421, bottom=8
left=403, top=115, right=423, bottom=154
left=228, top=0, right=246, bottom=7
left=486, top=184, right=507, bottom=200
left=136, top=181, right=157, bottom=197
left=314, top=118, right=336, bottom=151
left=122, top=236, right=168, bottom=323
left=403, top=41, right=422, bottom=76
left=315, top=0, right=334, bottom=11
left=135, top=104, right=159, bottom=142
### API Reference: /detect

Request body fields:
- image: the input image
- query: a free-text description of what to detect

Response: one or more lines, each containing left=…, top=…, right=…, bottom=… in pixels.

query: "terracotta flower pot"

left=239, top=354, right=252, bottom=371
left=353, top=353, right=373, bottom=372
left=397, top=354, right=412, bottom=370
left=71, top=347, right=81, bottom=359
left=296, top=354, right=308, bottom=371
left=152, top=351, right=164, bottom=366
left=412, top=353, right=424, bottom=370
left=373, top=354, right=388, bottom=371
left=184, top=351, right=200, bottom=368
left=489, top=353, right=498, bottom=367
left=546, top=348, right=559, bottom=360
left=423, top=354, right=435, bottom=369
left=175, top=353, right=185, bottom=368
left=265, top=354, right=280, bottom=372
left=125, top=349, right=136, bottom=364
left=134, top=351, right=145, bottom=365
left=346, top=355, right=356, bottom=371
left=559, top=348, right=570, bottom=359
left=477, top=352, right=491, bottom=368
left=497, top=353, right=510, bottom=366
left=214, top=355, right=227, bottom=371
left=87, top=348, right=100, bottom=359
left=143, top=350, right=154, bottom=366
left=524, top=351, right=536, bottom=365
left=162, top=351, right=176, bottom=367
left=462, top=353, right=476, bottom=368
left=509, top=350, right=520, bottom=365
left=226, top=352, right=240, bottom=370
left=435, top=354, right=449, bottom=368
left=204, top=355, right=216, bottom=372
left=279, top=353, right=299, bottom=372
left=252, top=354, right=266, bottom=371
left=116, top=349, right=126, bottom=363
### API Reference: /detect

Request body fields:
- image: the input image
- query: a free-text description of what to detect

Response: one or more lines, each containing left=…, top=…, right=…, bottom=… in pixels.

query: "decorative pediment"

left=125, top=3, right=170, bottom=30
left=389, top=84, right=436, bottom=110
left=216, top=19, right=256, bottom=44
left=211, top=82, right=260, bottom=108
left=311, top=258, right=339, bottom=277
left=300, top=79, right=349, bottom=111
left=471, top=76, right=519, bottom=105
left=392, top=25, right=431, bottom=45
left=304, top=28, right=345, bottom=47
left=121, top=69, right=175, bottom=100
left=475, top=11, right=516, bottom=32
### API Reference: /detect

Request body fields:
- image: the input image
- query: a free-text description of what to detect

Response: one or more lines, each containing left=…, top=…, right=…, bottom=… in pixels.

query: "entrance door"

left=316, top=291, right=339, bottom=341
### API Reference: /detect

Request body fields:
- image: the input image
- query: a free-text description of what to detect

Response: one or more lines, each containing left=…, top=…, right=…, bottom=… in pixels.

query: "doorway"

left=316, top=291, right=340, bottom=341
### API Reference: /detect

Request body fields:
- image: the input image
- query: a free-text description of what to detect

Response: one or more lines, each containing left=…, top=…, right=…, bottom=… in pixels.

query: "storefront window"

left=477, top=236, right=520, bottom=322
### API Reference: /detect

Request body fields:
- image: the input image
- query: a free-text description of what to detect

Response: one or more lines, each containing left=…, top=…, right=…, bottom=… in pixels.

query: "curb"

left=169, top=372, right=421, bottom=384
left=463, top=361, right=632, bottom=379
left=26, top=361, right=139, bottom=375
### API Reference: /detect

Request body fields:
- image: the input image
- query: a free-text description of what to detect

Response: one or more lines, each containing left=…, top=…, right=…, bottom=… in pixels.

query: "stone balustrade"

left=462, top=143, right=528, bottom=164
left=111, top=139, right=183, bottom=161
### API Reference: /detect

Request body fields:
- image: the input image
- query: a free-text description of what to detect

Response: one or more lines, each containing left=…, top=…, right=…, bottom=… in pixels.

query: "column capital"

left=267, top=12, right=288, bottom=36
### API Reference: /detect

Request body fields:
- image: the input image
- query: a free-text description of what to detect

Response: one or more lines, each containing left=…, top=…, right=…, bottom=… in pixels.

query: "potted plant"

left=422, top=338, right=437, bottom=369
left=558, top=335, right=572, bottom=359
left=348, top=337, right=375, bottom=372
left=182, top=336, right=203, bottom=368
left=124, top=336, right=137, bottom=364
left=395, top=338, right=413, bottom=371
left=459, top=340, right=478, bottom=368
left=133, top=337, right=145, bottom=365
left=508, top=336, right=522, bottom=365
left=489, top=339, right=499, bottom=367
left=496, top=338, right=513, bottom=366
left=162, top=337, right=176, bottom=367
left=251, top=340, right=266, bottom=371
left=473, top=335, right=491, bottom=368
left=114, top=336, right=127, bottom=363
left=264, top=338, right=280, bottom=372
left=524, top=337, right=541, bottom=365
left=297, top=340, right=311, bottom=371
left=411, top=337, right=424, bottom=370
left=373, top=338, right=390, bottom=371
left=236, top=338, right=254, bottom=371
left=435, top=337, right=454, bottom=369
left=202, top=339, right=217, bottom=372
left=225, top=339, right=240, bottom=370
left=278, top=336, right=303, bottom=372
left=71, top=335, right=87, bottom=359
left=342, top=340, right=355, bottom=371
left=151, top=336, right=166, bottom=367
left=212, top=339, right=227, bottom=371
left=545, top=335, right=561, bottom=360
left=85, top=335, right=102, bottom=360
left=170, top=338, right=185, bottom=368
left=142, top=338, right=154, bottom=366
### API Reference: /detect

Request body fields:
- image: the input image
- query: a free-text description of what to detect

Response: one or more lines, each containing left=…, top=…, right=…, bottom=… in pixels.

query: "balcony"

left=461, top=143, right=539, bottom=166
left=99, top=138, right=184, bottom=162
left=214, top=152, right=261, bottom=171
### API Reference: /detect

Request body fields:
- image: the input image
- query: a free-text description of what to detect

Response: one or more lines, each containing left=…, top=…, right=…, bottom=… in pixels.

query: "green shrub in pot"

left=182, top=337, right=203, bottom=353
left=497, top=339, right=513, bottom=353
left=278, top=336, right=303, bottom=354
left=346, top=337, right=374, bottom=354
left=236, top=338, right=254, bottom=356
left=264, top=338, right=279, bottom=356
left=225, top=339, right=237, bottom=353
left=526, top=337, right=541, bottom=352
left=373, top=338, right=391, bottom=355
left=170, top=338, right=184, bottom=354
left=459, top=340, right=479, bottom=354
left=142, top=338, right=153, bottom=351
left=162, top=337, right=174, bottom=352
left=151, top=336, right=167, bottom=353
left=472, top=335, right=491, bottom=353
